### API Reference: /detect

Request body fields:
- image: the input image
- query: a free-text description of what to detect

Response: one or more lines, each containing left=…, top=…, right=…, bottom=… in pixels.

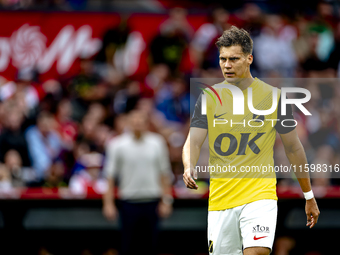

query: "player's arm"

left=102, top=177, right=118, bottom=220
left=279, top=129, right=320, bottom=228
left=157, top=137, right=173, bottom=218
left=183, top=92, right=208, bottom=190
left=182, top=127, right=207, bottom=189
left=102, top=141, right=119, bottom=221
left=158, top=174, right=173, bottom=218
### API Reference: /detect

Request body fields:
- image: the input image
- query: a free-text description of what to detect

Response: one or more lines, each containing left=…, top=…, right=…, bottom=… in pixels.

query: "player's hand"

left=183, top=168, right=198, bottom=190
left=305, top=198, right=320, bottom=228
left=158, top=201, right=173, bottom=218
left=103, top=202, right=118, bottom=221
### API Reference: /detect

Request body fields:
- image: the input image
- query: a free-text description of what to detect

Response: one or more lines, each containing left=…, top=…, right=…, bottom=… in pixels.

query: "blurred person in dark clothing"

left=73, top=118, right=111, bottom=156
left=191, top=7, right=231, bottom=69
left=54, top=98, right=78, bottom=149
left=150, top=8, right=192, bottom=74
left=102, top=110, right=173, bottom=255
left=43, top=160, right=67, bottom=188
left=0, top=107, right=31, bottom=167
left=96, top=18, right=130, bottom=65
left=235, top=3, right=264, bottom=38
left=76, top=111, right=106, bottom=149
left=272, top=236, right=296, bottom=255
left=78, top=114, right=98, bottom=142
left=327, top=22, right=340, bottom=75
left=67, top=139, right=91, bottom=177
left=86, top=102, right=107, bottom=124
left=4, top=150, right=36, bottom=187
left=94, top=17, right=143, bottom=85
left=160, top=7, right=193, bottom=41
left=113, top=80, right=141, bottom=114
left=297, top=16, right=335, bottom=77
left=308, top=108, right=339, bottom=150
left=315, top=1, right=337, bottom=29
left=13, top=68, right=43, bottom=115
left=156, top=77, right=193, bottom=123
left=91, top=124, right=112, bottom=154
left=73, top=102, right=108, bottom=152
left=112, top=114, right=128, bottom=136
left=66, top=115, right=99, bottom=177
left=300, top=31, right=334, bottom=77
left=135, top=98, right=168, bottom=135
left=0, top=100, right=4, bottom=132
left=68, top=58, right=108, bottom=121
left=149, top=32, right=186, bottom=73
left=144, top=64, right=170, bottom=95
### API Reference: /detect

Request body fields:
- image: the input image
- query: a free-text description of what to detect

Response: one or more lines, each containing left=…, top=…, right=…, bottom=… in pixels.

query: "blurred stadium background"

left=0, top=0, right=340, bottom=254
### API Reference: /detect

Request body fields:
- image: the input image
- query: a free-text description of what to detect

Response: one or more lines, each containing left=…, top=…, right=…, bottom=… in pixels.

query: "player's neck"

left=133, top=131, right=144, bottom=140
left=230, top=73, right=254, bottom=91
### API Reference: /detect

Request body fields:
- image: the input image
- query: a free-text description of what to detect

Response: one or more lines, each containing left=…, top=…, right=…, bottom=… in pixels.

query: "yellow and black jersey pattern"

left=191, top=78, right=295, bottom=211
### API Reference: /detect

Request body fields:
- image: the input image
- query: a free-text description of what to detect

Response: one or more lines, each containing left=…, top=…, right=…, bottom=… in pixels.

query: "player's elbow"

left=284, top=141, right=304, bottom=157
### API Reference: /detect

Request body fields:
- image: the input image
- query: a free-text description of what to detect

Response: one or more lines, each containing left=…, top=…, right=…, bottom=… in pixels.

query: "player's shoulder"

left=211, top=80, right=226, bottom=89
left=144, top=131, right=166, bottom=144
left=255, top=78, right=281, bottom=94
left=106, top=133, right=130, bottom=148
left=254, top=78, right=280, bottom=90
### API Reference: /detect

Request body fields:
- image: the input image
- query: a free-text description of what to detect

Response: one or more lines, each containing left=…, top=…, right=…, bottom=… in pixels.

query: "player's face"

left=129, top=111, right=148, bottom=133
left=219, top=46, right=253, bottom=85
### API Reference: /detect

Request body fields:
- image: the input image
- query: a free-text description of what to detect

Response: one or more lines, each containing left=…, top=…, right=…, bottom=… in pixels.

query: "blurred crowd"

left=0, top=1, right=340, bottom=193
left=0, top=0, right=88, bottom=10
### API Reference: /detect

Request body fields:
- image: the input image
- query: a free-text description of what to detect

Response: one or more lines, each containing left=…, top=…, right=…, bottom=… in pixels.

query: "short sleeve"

left=156, top=136, right=172, bottom=175
left=275, top=96, right=296, bottom=134
left=190, top=94, right=208, bottom=129
left=103, top=140, right=119, bottom=179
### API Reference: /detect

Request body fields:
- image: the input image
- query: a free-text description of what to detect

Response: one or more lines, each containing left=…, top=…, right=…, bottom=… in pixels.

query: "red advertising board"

left=0, top=12, right=207, bottom=81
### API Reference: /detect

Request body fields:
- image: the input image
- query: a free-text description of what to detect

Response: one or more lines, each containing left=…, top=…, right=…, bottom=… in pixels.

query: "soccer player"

left=103, top=110, right=173, bottom=255
left=182, top=26, right=320, bottom=255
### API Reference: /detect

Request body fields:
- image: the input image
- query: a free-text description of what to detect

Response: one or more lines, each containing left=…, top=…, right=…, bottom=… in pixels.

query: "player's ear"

left=247, top=54, right=253, bottom=65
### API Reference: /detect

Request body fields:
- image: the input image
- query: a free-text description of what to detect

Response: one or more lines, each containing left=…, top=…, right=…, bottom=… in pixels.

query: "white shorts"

left=208, top=199, right=277, bottom=255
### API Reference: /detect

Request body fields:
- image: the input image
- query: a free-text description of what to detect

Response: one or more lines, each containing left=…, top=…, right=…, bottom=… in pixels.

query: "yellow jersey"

left=190, top=78, right=295, bottom=211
